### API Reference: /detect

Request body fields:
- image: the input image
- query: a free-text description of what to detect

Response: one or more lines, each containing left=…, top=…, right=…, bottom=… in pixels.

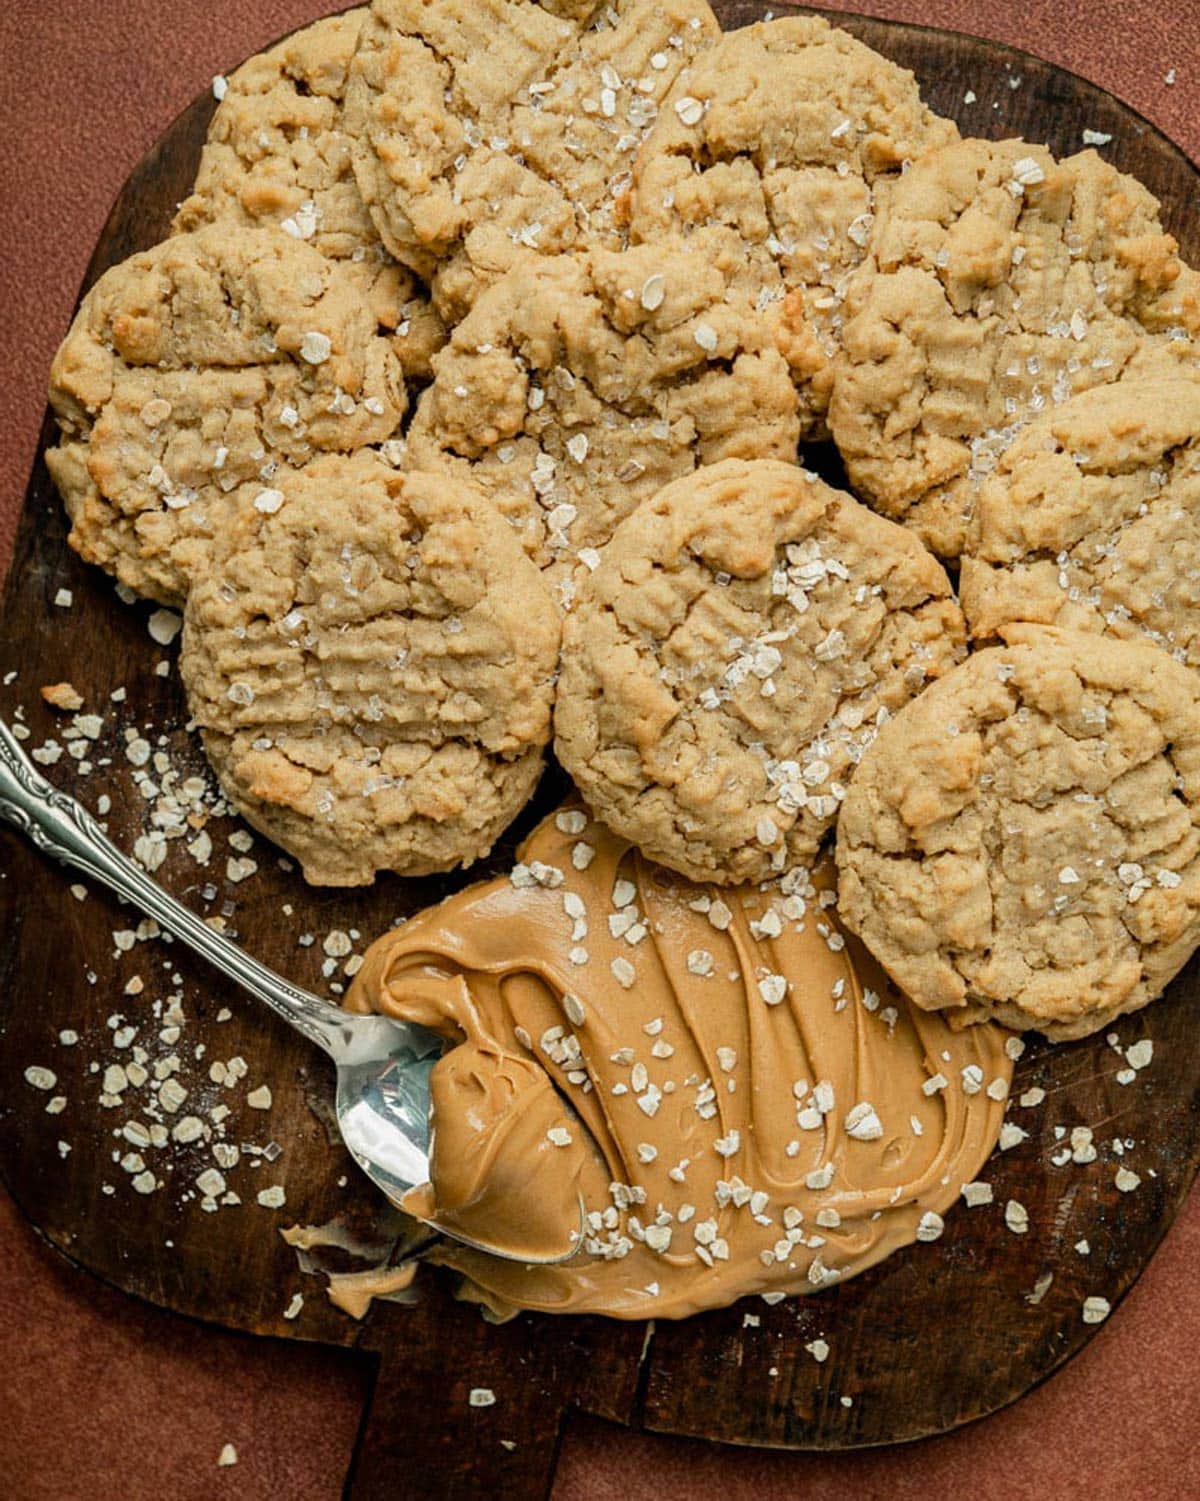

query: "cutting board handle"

left=346, top=1284, right=645, bottom=1499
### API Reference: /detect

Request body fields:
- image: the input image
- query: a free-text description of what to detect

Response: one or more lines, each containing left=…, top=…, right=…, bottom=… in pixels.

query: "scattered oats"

left=147, top=609, right=182, bottom=645
left=640, top=274, right=666, bottom=311
left=962, top=1180, right=994, bottom=1207
left=844, top=1102, right=883, bottom=1141
left=922, top=1073, right=948, bottom=1096
left=299, top=331, right=332, bottom=364
left=131, top=1170, right=157, bottom=1195
left=986, top=1077, right=1009, bottom=1102
left=253, top=488, right=285, bottom=515
left=469, top=1388, right=496, bottom=1408
left=1005, top=1200, right=1030, bottom=1234
left=916, top=1210, right=944, bottom=1242
left=1082, top=1295, right=1111, bottom=1324
left=1018, top=1087, right=1045, bottom=1108
left=1115, top=1167, right=1141, bottom=1193
left=1026, top=1272, right=1054, bottom=1305
left=687, top=949, right=714, bottom=976
left=674, top=95, right=705, bottom=126
left=212, top=76, right=229, bottom=102
left=693, top=321, right=719, bottom=353
left=1075, top=1239, right=1091, bottom=1255
left=999, top=1122, right=1029, bottom=1151
left=197, top=1168, right=226, bottom=1197
left=546, top=1126, right=573, bottom=1147
left=54, top=588, right=73, bottom=608
left=707, top=899, right=732, bottom=931
left=247, top=1086, right=273, bottom=1110
left=1126, top=1040, right=1153, bottom=1071
left=805, top=1338, right=830, bottom=1363
left=256, top=1185, right=286, bottom=1209
left=24, top=1066, right=57, bottom=1091
left=758, top=973, right=787, bottom=1006
left=961, top=1064, right=983, bottom=1095
left=284, top=1293, right=304, bottom=1320
left=611, top=957, right=636, bottom=989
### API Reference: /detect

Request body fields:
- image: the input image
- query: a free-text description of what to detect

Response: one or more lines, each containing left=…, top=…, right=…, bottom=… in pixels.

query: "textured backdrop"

left=1, top=3, right=1198, bottom=1498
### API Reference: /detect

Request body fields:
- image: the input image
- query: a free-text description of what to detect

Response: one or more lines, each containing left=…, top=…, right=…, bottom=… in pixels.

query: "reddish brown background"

left=1, top=3, right=1198, bottom=1498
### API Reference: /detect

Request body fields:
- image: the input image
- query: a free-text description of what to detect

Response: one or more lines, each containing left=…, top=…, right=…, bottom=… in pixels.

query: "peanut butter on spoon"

left=347, top=808, right=1013, bottom=1320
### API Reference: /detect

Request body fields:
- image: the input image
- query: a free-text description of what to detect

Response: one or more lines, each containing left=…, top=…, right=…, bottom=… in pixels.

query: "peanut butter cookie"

left=172, top=9, right=445, bottom=375
left=406, top=242, right=801, bottom=600
left=836, top=625, right=1200, bottom=1039
left=180, top=451, right=561, bottom=886
left=344, top=0, right=719, bottom=322
left=630, top=15, right=956, bottom=434
left=554, top=457, right=965, bottom=884
left=47, top=225, right=408, bottom=607
left=961, top=378, right=1200, bottom=663
left=830, top=138, right=1200, bottom=558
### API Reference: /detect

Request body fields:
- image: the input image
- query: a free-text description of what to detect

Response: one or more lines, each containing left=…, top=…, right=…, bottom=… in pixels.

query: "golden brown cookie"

left=630, top=15, right=956, bottom=434
left=344, top=0, right=719, bottom=321
left=554, top=458, right=966, bottom=884
left=46, top=225, right=408, bottom=607
left=830, top=138, right=1200, bottom=559
left=405, top=243, right=802, bottom=600
left=180, top=452, right=561, bottom=886
left=172, top=9, right=445, bottom=376
left=959, top=378, right=1200, bottom=664
left=836, top=625, right=1200, bottom=1039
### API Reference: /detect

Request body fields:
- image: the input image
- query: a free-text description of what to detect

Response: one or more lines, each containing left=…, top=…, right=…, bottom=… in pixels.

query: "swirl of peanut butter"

left=347, top=808, right=1013, bottom=1320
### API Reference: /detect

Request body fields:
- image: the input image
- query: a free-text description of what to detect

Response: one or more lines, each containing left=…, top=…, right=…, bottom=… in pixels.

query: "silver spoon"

left=0, top=716, right=582, bottom=1265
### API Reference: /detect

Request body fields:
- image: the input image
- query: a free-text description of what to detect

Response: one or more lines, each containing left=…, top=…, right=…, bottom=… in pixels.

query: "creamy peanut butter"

left=347, top=808, right=1013, bottom=1320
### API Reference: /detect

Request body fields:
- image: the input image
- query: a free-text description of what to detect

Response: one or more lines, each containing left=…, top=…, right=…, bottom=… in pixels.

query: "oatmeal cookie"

left=960, top=378, right=1200, bottom=664
left=344, top=0, right=719, bottom=321
left=630, top=15, right=956, bottom=433
left=829, top=138, right=1200, bottom=559
left=180, top=452, right=561, bottom=885
left=172, top=9, right=445, bottom=375
left=46, top=225, right=408, bottom=607
left=554, top=457, right=966, bottom=884
left=836, top=624, right=1200, bottom=1039
left=406, top=242, right=801, bottom=596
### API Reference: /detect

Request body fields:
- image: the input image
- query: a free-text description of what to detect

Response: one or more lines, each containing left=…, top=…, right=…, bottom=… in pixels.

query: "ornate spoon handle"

left=0, top=715, right=364, bottom=1058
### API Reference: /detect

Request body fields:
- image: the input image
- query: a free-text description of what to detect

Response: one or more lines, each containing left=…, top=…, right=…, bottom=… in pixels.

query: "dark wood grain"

left=1, top=5, right=1198, bottom=1497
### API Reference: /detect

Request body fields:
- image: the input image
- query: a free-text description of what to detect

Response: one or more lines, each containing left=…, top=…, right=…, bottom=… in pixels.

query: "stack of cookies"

left=45, top=1, right=1200, bottom=1043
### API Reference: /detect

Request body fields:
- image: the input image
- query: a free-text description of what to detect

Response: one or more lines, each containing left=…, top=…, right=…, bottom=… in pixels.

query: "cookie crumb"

left=40, top=682, right=84, bottom=711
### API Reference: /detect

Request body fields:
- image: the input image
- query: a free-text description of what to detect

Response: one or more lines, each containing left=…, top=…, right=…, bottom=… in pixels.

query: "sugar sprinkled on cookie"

left=830, top=137, right=1200, bottom=558
left=630, top=15, right=956, bottom=433
left=960, top=377, right=1200, bottom=664
left=345, top=0, right=719, bottom=320
left=407, top=245, right=801, bottom=594
left=47, top=225, right=409, bottom=607
left=555, top=457, right=965, bottom=884
left=180, top=451, right=561, bottom=885
left=172, top=9, right=446, bottom=376
left=836, top=624, right=1200, bottom=1038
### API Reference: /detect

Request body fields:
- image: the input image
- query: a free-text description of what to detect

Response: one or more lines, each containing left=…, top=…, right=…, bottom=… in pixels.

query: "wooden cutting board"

left=2, top=5, right=1199, bottom=1496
